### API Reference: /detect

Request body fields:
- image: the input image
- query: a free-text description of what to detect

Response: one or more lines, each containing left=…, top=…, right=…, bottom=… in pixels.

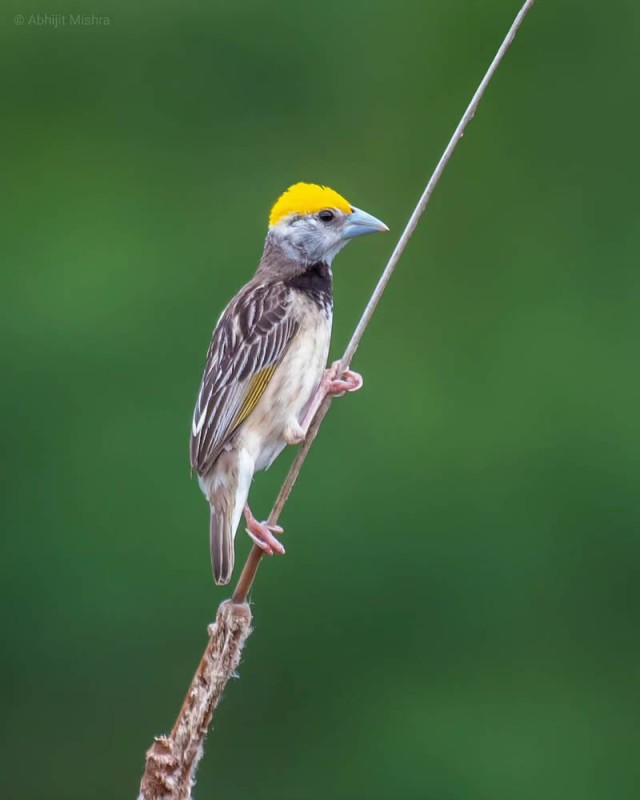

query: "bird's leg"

left=285, top=361, right=363, bottom=445
left=244, top=505, right=285, bottom=556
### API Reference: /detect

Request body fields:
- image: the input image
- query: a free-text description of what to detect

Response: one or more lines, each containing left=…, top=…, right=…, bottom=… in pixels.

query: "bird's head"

left=267, top=182, right=388, bottom=265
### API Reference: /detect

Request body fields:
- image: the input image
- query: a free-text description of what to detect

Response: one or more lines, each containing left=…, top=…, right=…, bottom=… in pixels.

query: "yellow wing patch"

left=269, top=182, right=352, bottom=227
left=232, top=365, right=277, bottom=428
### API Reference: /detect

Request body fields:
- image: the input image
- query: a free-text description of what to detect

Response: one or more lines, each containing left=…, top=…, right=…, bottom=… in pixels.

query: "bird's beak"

left=341, top=206, right=389, bottom=239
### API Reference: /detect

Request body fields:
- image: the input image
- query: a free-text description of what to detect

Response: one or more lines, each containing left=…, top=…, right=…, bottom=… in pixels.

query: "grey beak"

left=341, top=206, right=389, bottom=240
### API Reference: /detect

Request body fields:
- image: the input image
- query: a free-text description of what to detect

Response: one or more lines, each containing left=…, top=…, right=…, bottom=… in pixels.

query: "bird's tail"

left=205, top=451, right=253, bottom=585
left=209, top=503, right=235, bottom=585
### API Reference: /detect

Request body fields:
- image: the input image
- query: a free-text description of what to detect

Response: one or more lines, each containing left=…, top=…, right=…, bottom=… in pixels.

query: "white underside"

left=199, top=307, right=331, bottom=541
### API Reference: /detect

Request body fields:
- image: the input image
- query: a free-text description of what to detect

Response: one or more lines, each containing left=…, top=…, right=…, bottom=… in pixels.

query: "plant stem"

left=232, top=0, right=537, bottom=605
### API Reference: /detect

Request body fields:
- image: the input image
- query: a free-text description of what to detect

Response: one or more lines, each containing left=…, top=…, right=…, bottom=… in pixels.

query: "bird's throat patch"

left=286, top=262, right=333, bottom=316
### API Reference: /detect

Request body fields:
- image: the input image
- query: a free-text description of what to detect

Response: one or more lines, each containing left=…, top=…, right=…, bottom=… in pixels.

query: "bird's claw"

left=243, top=505, right=285, bottom=556
left=291, top=361, right=364, bottom=446
left=324, top=361, right=363, bottom=397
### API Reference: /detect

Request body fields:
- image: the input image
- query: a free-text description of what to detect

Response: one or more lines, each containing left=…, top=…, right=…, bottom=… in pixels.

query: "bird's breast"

left=239, top=301, right=332, bottom=470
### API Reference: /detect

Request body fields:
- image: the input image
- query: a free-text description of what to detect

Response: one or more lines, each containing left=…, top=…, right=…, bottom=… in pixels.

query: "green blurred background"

left=2, top=1, right=639, bottom=798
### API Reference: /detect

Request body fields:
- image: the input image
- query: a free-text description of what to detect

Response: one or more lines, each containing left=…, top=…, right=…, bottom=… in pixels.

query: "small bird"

left=190, top=182, right=388, bottom=584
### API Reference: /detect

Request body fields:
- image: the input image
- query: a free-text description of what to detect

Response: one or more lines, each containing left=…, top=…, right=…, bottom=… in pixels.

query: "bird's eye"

left=318, top=209, right=334, bottom=223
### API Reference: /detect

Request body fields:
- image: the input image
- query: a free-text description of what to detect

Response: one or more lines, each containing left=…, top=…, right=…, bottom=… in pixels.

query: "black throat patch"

left=286, top=261, right=333, bottom=316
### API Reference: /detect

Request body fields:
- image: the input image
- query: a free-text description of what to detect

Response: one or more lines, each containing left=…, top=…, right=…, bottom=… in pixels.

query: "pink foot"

left=324, top=361, right=363, bottom=397
left=287, top=362, right=364, bottom=445
left=244, top=505, right=285, bottom=556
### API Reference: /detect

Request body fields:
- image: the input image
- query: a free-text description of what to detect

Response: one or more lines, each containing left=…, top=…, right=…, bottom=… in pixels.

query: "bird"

left=190, top=182, right=388, bottom=584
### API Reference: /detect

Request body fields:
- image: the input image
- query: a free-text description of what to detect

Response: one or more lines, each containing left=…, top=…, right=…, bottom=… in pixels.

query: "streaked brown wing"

left=190, top=280, right=299, bottom=475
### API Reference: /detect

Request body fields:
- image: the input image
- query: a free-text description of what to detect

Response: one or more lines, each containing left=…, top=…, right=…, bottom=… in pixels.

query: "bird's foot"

left=323, top=360, right=364, bottom=398
left=290, top=361, right=364, bottom=444
left=244, top=505, right=285, bottom=556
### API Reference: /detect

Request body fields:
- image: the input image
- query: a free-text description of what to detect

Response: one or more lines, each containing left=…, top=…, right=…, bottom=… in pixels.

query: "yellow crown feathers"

left=269, top=182, right=352, bottom=227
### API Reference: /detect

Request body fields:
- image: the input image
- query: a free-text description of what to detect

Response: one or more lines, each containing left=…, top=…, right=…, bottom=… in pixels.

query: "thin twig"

left=138, top=2, right=536, bottom=797
left=232, top=0, right=536, bottom=605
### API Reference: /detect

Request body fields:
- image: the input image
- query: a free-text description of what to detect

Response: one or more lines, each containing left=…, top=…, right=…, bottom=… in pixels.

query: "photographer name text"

left=15, top=13, right=111, bottom=27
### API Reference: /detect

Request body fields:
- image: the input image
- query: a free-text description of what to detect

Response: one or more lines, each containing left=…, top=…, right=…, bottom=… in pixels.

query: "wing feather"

left=190, top=281, right=299, bottom=475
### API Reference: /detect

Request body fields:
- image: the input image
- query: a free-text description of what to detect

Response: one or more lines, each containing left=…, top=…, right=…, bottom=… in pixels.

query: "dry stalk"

left=138, top=3, right=536, bottom=797
left=138, top=602, right=252, bottom=800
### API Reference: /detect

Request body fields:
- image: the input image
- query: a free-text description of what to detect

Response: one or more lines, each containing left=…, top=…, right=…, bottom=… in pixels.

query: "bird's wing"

left=190, top=281, right=299, bottom=475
